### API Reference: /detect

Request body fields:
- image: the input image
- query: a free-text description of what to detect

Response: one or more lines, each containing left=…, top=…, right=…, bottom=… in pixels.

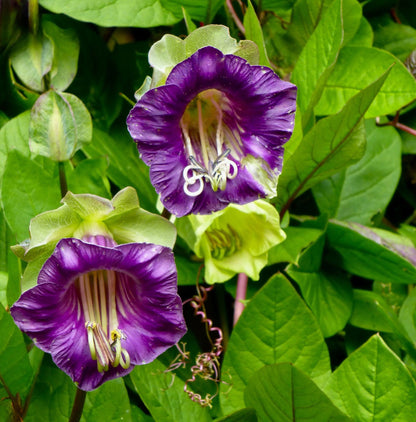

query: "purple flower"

left=11, top=236, right=186, bottom=391
left=127, top=46, right=297, bottom=217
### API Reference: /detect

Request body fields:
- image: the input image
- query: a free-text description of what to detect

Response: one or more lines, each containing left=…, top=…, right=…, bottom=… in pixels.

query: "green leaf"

left=1, top=151, right=61, bottom=242
left=214, top=408, right=257, bottom=422
left=315, top=46, right=416, bottom=118
left=220, top=274, right=330, bottom=414
left=346, top=16, right=373, bottom=47
left=291, top=0, right=344, bottom=123
left=255, top=0, right=295, bottom=18
left=131, top=405, right=154, bottom=422
left=245, top=363, right=351, bottom=422
left=0, top=215, right=21, bottom=305
left=287, top=0, right=334, bottom=46
left=67, top=158, right=111, bottom=198
left=68, top=24, right=122, bottom=131
left=0, top=304, right=33, bottom=398
left=0, top=111, right=31, bottom=202
left=24, top=357, right=75, bottom=422
left=0, top=272, right=6, bottom=308
left=182, top=7, right=197, bottom=34
left=277, top=67, right=392, bottom=214
left=312, top=119, right=401, bottom=225
left=287, top=269, right=353, bottom=337
left=129, top=358, right=212, bottom=422
left=81, top=379, right=132, bottom=422
left=372, top=14, right=416, bottom=61
left=175, top=255, right=203, bottom=286
left=348, top=289, right=416, bottom=362
left=83, top=128, right=157, bottom=213
left=349, top=289, right=399, bottom=333
left=10, top=31, right=53, bottom=92
left=244, top=0, right=270, bottom=66
left=326, top=221, right=416, bottom=284
left=42, top=16, right=80, bottom=91
left=38, top=0, right=223, bottom=28
left=267, top=226, right=323, bottom=265
left=399, top=287, right=416, bottom=346
left=324, top=335, right=416, bottom=421
left=39, top=0, right=181, bottom=27
left=29, top=90, right=92, bottom=162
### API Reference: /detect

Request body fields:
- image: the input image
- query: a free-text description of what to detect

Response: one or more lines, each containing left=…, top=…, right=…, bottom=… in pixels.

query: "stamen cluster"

left=78, top=270, right=130, bottom=372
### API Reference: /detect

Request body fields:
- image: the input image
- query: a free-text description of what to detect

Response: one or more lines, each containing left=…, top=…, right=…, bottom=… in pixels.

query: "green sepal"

left=148, top=24, right=259, bottom=88
left=177, top=200, right=285, bottom=284
left=12, top=187, right=177, bottom=290
left=103, top=187, right=177, bottom=248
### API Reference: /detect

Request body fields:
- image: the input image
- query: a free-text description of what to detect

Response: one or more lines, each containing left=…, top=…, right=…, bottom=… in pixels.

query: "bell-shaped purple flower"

left=11, top=236, right=186, bottom=391
left=127, top=46, right=297, bottom=217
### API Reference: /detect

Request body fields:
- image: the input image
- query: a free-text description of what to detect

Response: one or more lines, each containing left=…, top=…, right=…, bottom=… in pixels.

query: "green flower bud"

left=177, top=200, right=286, bottom=284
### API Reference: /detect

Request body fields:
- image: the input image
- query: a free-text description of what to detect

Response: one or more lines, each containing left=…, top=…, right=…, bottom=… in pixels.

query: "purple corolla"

left=11, top=236, right=186, bottom=391
left=127, top=46, right=297, bottom=216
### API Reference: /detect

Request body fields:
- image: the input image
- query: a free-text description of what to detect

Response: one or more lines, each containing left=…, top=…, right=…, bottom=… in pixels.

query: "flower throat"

left=76, top=270, right=130, bottom=372
left=180, top=89, right=243, bottom=197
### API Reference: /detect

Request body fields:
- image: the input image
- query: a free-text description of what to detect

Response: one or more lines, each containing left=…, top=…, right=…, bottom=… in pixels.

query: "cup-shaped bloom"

left=127, top=46, right=297, bottom=217
left=11, top=236, right=186, bottom=391
left=177, top=200, right=286, bottom=283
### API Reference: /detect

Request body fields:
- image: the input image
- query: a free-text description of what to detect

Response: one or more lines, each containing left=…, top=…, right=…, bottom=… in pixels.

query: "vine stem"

left=58, top=161, right=68, bottom=198
left=233, top=273, right=248, bottom=326
left=226, top=0, right=245, bottom=34
left=69, top=388, right=87, bottom=422
left=376, top=113, right=416, bottom=137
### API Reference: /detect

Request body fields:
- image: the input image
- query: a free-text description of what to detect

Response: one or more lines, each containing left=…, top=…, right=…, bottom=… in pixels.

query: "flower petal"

left=11, top=238, right=186, bottom=390
left=127, top=46, right=296, bottom=216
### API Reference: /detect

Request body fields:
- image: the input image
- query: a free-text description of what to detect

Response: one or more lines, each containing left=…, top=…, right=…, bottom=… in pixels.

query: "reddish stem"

left=233, top=273, right=248, bottom=326
left=226, top=0, right=245, bottom=34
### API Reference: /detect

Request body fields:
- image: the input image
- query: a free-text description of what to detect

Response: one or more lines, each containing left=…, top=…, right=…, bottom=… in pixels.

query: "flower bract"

left=127, top=46, right=297, bottom=216
left=11, top=236, right=186, bottom=391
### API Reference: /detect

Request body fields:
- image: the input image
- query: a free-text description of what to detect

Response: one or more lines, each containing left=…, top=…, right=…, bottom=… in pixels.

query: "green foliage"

left=313, top=119, right=401, bottom=225
left=2, top=1, right=416, bottom=421
left=315, top=46, right=416, bottom=117
left=277, top=67, right=391, bottom=213
left=39, top=0, right=224, bottom=27
left=129, top=359, right=212, bottom=422
left=324, top=335, right=416, bottom=421
left=220, top=274, right=331, bottom=414
left=245, top=363, right=351, bottom=421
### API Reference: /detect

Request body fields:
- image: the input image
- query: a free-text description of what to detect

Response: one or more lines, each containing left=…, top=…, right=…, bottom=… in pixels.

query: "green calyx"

left=136, top=24, right=259, bottom=98
left=13, top=187, right=176, bottom=291
left=176, top=200, right=286, bottom=284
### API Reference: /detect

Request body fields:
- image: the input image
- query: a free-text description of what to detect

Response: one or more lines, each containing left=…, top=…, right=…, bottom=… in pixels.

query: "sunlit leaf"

left=324, top=335, right=416, bottom=421
left=245, top=363, right=351, bottom=421
left=315, top=46, right=416, bottom=118
left=278, top=67, right=391, bottom=215
left=220, top=274, right=330, bottom=414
